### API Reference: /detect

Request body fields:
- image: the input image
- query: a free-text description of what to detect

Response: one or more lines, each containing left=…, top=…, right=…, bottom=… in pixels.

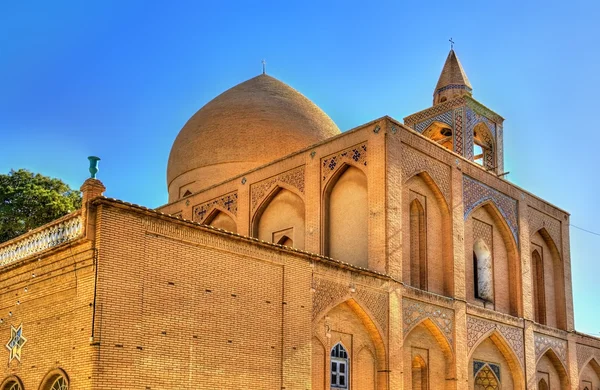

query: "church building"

left=0, top=49, right=599, bottom=389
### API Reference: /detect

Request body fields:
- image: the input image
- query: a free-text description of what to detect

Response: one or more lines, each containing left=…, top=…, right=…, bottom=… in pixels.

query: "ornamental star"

left=6, top=324, right=27, bottom=363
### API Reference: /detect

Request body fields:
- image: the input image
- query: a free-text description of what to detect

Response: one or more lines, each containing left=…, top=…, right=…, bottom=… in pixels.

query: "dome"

left=167, top=74, right=340, bottom=201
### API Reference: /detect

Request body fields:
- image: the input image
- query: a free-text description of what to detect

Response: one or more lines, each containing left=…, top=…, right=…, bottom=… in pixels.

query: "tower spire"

left=433, top=49, right=472, bottom=105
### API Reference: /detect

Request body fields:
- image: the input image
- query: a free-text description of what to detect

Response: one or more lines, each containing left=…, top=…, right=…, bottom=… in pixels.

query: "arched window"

left=409, top=199, right=427, bottom=290
left=411, top=355, right=428, bottom=390
left=331, top=343, right=349, bottom=389
left=1, top=379, right=22, bottom=390
left=473, top=238, right=494, bottom=302
left=49, top=376, right=68, bottom=390
left=473, top=123, right=495, bottom=170
left=41, top=371, right=69, bottom=390
left=538, top=378, right=548, bottom=390
left=474, top=364, right=499, bottom=390
left=531, top=249, right=546, bottom=325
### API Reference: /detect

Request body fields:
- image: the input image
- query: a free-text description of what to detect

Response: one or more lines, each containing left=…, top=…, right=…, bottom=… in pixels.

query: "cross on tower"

left=449, top=38, right=455, bottom=49
left=262, top=59, right=266, bottom=75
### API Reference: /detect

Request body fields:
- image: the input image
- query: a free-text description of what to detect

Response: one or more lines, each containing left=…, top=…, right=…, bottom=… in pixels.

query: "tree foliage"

left=0, top=169, right=82, bottom=243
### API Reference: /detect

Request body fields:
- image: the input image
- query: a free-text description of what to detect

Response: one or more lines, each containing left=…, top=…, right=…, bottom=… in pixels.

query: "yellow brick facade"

left=0, top=50, right=599, bottom=390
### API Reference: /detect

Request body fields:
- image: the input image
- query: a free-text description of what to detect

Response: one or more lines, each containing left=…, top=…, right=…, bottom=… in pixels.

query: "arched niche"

left=403, top=172, right=453, bottom=296
left=473, top=122, right=495, bottom=169
left=579, top=357, right=600, bottom=390
left=252, top=186, right=305, bottom=249
left=423, top=121, right=453, bottom=151
left=536, top=348, right=569, bottom=390
left=465, top=202, right=521, bottom=316
left=469, top=331, right=524, bottom=390
left=409, top=199, right=427, bottom=290
left=324, top=165, right=368, bottom=268
left=204, top=208, right=237, bottom=233
left=538, top=377, right=549, bottom=390
left=531, top=249, right=546, bottom=324
left=313, top=299, right=386, bottom=390
left=403, top=318, right=454, bottom=389
left=411, top=354, right=428, bottom=390
left=531, top=228, right=567, bottom=330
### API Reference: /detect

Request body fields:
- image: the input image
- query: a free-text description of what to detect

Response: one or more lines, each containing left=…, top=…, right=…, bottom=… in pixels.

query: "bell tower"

left=433, top=49, right=473, bottom=105
left=404, top=49, right=505, bottom=174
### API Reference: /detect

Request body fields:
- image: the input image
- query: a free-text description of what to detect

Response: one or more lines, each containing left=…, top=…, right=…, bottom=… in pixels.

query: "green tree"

left=0, top=169, right=82, bottom=243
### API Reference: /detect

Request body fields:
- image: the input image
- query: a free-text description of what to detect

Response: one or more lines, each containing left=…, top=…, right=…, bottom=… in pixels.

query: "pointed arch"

left=404, top=317, right=454, bottom=389
left=536, top=348, right=570, bottom=389
left=252, top=185, right=305, bottom=249
left=409, top=199, right=427, bottom=289
left=203, top=206, right=237, bottom=233
left=253, top=181, right=305, bottom=217
left=323, top=164, right=368, bottom=267
left=411, top=354, right=428, bottom=390
left=403, top=317, right=453, bottom=361
left=314, top=297, right=386, bottom=371
left=466, top=200, right=518, bottom=251
left=422, top=121, right=454, bottom=151
left=531, top=248, right=546, bottom=324
left=323, top=160, right=368, bottom=192
left=467, top=201, right=522, bottom=316
left=473, top=121, right=495, bottom=169
left=538, top=377, right=549, bottom=390
left=532, top=227, right=567, bottom=330
left=404, top=171, right=454, bottom=296
left=579, top=356, right=600, bottom=384
left=469, top=329, right=525, bottom=390
left=403, top=170, right=450, bottom=210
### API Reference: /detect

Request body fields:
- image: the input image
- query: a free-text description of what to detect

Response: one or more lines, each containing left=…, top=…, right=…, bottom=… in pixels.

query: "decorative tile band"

left=528, top=207, right=562, bottom=254
left=402, top=298, right=454, bottom=347
left=312, top=276, right=387, bottom=333
left=576, top=343, right=600, bottom=371
left=467, top=315, right=524, bottom=365
left=400, top=144, right=451, bottom=204
left=454, top=107, right=464, bottom=155
left=193, top=192, right=238, bottom=223
left=415, top=110, right=454, bottom=133
left=534, top=332, right=568, bottom=368
left=463, top=176, right=519, bottom=244
left=436, top=84, right=473, bottom=94
left=321, top=143, right=367, bottom=183
left=250, top=166, right=305, bottom=213
left=0, top=213, right=83, bottom=266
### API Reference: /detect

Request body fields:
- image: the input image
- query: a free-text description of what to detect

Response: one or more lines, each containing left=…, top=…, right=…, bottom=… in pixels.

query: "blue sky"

left=1, top=1, right=599, bottom=334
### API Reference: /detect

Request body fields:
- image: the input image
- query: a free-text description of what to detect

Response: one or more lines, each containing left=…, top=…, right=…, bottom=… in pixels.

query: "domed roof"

left=167, top=74, right=340, bottom=201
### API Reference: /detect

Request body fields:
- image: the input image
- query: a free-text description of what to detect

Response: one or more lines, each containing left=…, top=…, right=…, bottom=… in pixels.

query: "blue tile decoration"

left=321, top=143, right=367, bottom=183
left=415, top=110, right=454, bottom=133
left=473, top=360, right=486, bottom=376
left=489, top=363, right=501, bottom=381
left=463, top=175, right=519, bottom=244
left=193, top=192, right=238, bottom=223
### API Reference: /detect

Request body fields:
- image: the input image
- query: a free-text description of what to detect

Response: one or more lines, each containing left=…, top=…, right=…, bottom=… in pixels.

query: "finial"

left=87, top=156, right=101, bottom=179
left=449, top=37, right=455, bottom=50
left=261, top=59, right=266, bottom=75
